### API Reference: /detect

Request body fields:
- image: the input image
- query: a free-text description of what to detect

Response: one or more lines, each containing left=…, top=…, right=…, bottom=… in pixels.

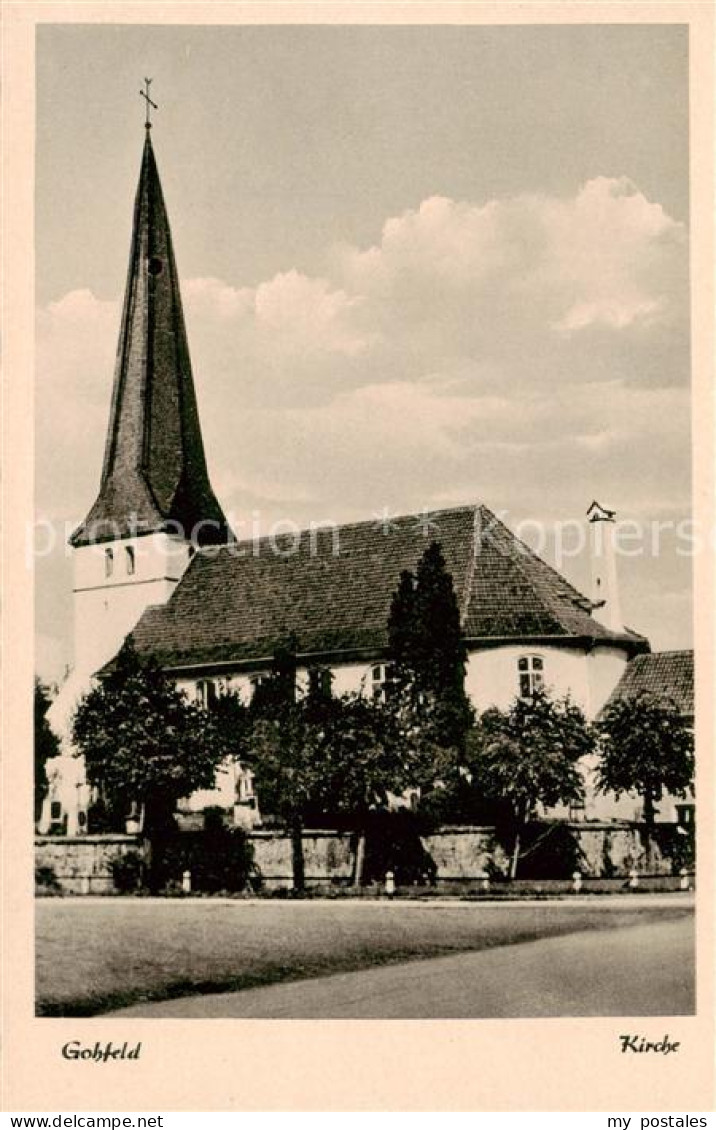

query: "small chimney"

left=587, top=500, right=622, bottom=633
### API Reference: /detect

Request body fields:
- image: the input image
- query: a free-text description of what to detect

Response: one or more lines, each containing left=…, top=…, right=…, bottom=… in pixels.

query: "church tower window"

left=104, top=548, right=114, bottom=578
left=125, top=546, right=136, bottom=575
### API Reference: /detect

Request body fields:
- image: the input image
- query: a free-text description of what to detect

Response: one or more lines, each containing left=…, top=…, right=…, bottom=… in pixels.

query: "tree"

left=209, top=686, right=252, bottom=765
left=387, top=541, right=474, bottom=755
left=72, top=640, right=224, bottom=886
left=305, top=692, right=420, bottom=885
left=249, top=635, right=299, bottom=720
left=249, top=689, right=414, bottom=889
left=305, top=693, right=414, bottom=818
left=467, top=690, right=594, bottom=878
left=246, top=637, right=416, bottom=888
left=35, top=680, right=60, bottom=823
left=246, top=637, right=312, bottom=888
left=596, top=691, right=694, bottom=865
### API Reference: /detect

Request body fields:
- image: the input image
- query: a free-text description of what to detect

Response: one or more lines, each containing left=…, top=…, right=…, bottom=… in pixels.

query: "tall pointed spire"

left=71, top=131, right=231, bottom=547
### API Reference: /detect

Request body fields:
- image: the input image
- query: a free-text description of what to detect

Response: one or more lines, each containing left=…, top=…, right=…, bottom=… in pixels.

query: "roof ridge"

left=197, top=503, right=479, bottom=556
left=475, top=506, right=590, bottom=627
left=458, top=505, right=481, bottom=626
left=485, top=508, right=588, bottom=603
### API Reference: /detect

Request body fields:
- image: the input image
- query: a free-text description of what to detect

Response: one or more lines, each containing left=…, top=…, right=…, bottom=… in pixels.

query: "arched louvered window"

left=125, top=546, right=136, bottom=575
left=104, top=548, right=114, bottom=578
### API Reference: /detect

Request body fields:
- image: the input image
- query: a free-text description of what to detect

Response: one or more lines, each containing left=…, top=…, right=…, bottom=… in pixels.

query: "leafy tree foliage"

left=72, top=640, right=224, bottom=878
left=467, top=690, right=594, bottom=877
left=209, top=685, right=252, bottom=765
left=247, top=647, right=414, bottom=887
left=596, top=691, right=694, bottom=857
left=245, top=637, right=312, bottom=888
left=249, top=635, right=300, bottom=720
left=34, top=680, right=60, bottom=822
left=243, top=631, right=456, bottom=886
left=387, top=541, right=474, bottom=756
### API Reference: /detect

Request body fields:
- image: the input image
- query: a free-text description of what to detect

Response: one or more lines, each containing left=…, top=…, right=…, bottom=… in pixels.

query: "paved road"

left=109, top=914, right=694, bottom=1018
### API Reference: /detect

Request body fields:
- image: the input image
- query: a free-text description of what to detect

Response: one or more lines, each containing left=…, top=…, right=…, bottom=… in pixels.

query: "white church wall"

left=180, top=758, right=240, bottom=812
left=74, top=643, right=635, bottom=833
left=464, top=643, right=591, bottom=716
left=177, top=672, right=254, bottom=703
left=73, top=532, right=192, bottom=678
left=179, top=645, right=626, bottom=722
left=586, top=644, right=630, bottom=717
left=576, top=755, right=693, bottom=824
left=37, top=753, right=93, bottom=836
left=180, top=663, right=373, bottom=704
left=329, top=662, right=374, bottom=697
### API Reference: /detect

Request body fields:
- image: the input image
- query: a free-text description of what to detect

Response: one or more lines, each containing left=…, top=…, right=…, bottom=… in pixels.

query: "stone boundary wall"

left=422, top=826, right=508, bottom=879
left=251, top=829, right=355, bottom=889
left=422, top=823, right=673, bottom=881
left=36, top=821, right=678, bottom=893
left=35, top=834, right=141, bottom=894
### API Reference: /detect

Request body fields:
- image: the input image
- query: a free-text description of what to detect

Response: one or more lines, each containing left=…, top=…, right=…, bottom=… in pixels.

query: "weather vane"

left=139, top=78, right=158, bottom=129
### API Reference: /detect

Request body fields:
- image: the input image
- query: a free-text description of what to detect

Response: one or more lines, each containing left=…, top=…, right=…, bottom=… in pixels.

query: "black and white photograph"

left=30, top=21, right=701, bottom=1030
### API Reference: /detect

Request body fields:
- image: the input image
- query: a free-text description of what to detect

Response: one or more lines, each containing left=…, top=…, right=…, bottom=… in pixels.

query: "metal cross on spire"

left=139, top=78, right=158, bottom=129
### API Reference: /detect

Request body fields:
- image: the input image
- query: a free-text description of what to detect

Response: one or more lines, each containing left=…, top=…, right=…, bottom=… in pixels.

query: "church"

left=42, top=123, right=689, bottom=836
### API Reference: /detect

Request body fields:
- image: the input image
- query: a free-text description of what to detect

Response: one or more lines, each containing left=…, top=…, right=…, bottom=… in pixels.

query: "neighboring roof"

left=124, top=504, right=649, bottom=672
left=602, top=650, right=694, bottom=718
left=71, top=132, right=230, bottom=548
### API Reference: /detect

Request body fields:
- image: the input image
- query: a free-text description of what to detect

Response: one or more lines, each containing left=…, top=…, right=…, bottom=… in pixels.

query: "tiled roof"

left=602, top=650, right=694, bottom=718
left=126, top=504, right=648, bottom=672
left=71, top=133, right=230, bottom=548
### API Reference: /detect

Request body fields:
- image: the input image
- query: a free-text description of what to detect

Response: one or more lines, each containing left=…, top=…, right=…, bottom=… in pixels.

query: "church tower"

left=69, top=122, right=231, bottom=679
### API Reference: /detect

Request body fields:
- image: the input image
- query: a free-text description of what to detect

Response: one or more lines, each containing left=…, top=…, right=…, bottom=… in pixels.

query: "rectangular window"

left=676, top=804, right=694, bottom=826
left=371, top=663, right=397, bottom=702
left=250, top=674, right=268, bottom=698
left=196, top=679, right=218, bottom=709
left=518, top=655, right=544, bottom=699
left=236, top=766, right=255, bottom=803
left=308, top=667, right=333, bottom=698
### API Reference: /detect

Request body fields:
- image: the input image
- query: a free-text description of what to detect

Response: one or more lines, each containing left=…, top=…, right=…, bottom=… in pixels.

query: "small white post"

left=572, top=870, right=582, bottom=894
left=385, top=870, right=395, bottom=898
left=182, top=870, right=192, bottom=894
left=629, top=868, right=639, bottom=890
left=80, top=876, right=90, bottom=895
left=479, top=871, right=490, bottom=893
left=680, top=867, right=690, bottom=891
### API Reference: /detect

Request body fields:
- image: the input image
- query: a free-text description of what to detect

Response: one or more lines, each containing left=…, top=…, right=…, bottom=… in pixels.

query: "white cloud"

left=36, top=177, right=691, bottom=664
left=338, top=176, right=686, bottom=345
left=37, top=178, right=690, bottom=522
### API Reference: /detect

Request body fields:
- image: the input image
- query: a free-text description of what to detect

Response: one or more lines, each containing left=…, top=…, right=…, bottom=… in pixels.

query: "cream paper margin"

left=2, top=1, right=714, bottom=1113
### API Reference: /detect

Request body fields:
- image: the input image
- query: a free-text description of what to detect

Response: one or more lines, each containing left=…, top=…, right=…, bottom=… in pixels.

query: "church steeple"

left=71, top=130, right=230, bottom=547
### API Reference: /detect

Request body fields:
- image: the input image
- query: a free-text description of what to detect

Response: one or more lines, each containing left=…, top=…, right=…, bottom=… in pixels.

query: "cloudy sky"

left=35, top=24, right=691, bottom=683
